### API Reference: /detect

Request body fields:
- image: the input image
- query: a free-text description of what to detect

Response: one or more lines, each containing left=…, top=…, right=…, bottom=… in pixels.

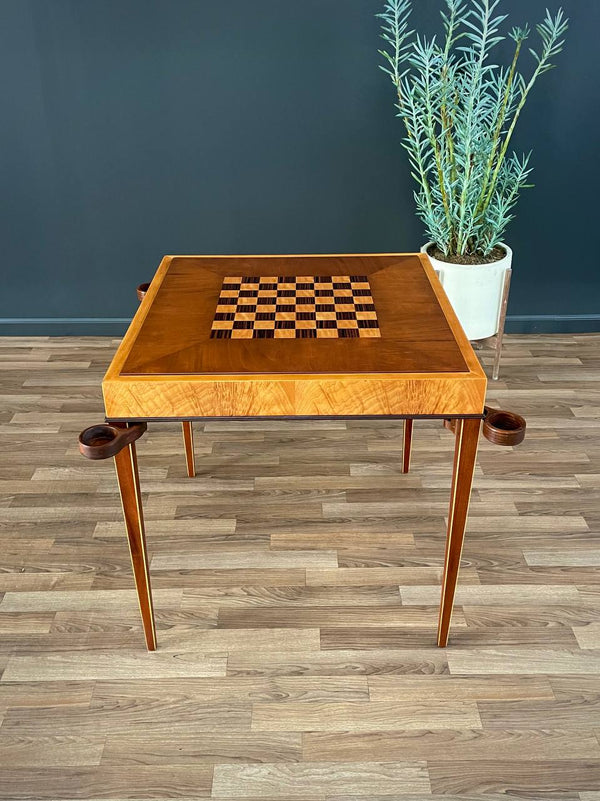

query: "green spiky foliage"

left=378, top=0, right=568, bottom=258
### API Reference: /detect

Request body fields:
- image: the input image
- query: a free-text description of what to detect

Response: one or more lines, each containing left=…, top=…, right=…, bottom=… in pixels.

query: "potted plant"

left=377, top=0, right=568, bottom=340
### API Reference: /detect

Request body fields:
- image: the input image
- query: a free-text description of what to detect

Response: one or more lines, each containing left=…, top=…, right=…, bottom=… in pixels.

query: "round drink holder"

left=79, top=423, right=147, bottom=460
left=444, top=406, right=526, bottom=446
left=136, top=282, right=151, bottom=301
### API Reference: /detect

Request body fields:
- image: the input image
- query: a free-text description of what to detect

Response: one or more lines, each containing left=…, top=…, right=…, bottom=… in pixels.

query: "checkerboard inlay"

left=210, top=275, right=381, bottom=339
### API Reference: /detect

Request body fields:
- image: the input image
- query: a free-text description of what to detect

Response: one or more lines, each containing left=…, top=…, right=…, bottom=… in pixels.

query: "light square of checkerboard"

left=210, top=275, right=381, bottom=339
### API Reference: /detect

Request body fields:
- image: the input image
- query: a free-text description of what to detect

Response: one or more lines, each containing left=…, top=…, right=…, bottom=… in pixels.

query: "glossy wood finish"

left=402, top=419, right=413, bottom=474
left=112, top=424, right=156, bottom=651
left=104, top=375, right=487, bottom=419
left=103, top=255, right=487, bottom=419
left=181, top=421, right=195, bottom=478
left=1, top=333, right=599, bottom=799
left=124, top=256, right=466, bottom=374
left=438, top=417, right=481, bottom=647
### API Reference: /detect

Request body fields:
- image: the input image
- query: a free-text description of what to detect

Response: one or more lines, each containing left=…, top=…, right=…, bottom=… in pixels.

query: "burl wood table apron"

left=79, top=254, right=525, bottom=650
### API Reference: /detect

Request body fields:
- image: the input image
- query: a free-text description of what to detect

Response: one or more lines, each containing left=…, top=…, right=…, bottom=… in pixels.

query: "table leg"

left=437, top=417, right=480, bottom=647
left=402, top=419, right=413, bottom=474
left=113, top=431, right=157, bottom=651
left=181, top=421, right=195, bottom=477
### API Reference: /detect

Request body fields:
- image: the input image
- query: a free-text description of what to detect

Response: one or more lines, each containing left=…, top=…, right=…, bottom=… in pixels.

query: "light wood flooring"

left=0, top=333, right=599, bottom=799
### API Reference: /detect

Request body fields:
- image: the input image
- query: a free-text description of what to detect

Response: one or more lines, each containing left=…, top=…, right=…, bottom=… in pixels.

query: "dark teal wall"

left=1, top=0, right=598, bottom=334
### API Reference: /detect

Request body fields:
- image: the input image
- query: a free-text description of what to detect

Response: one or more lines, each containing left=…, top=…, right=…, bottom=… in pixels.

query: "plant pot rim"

left=422, top=241, right=512, bottom=268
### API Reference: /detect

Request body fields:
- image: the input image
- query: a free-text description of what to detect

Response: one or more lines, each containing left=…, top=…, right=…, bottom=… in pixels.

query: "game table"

left=79, top=254, right=525, bottom=650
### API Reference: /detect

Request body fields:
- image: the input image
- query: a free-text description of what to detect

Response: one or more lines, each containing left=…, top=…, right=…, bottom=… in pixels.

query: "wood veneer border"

left=103, top=374, right=486, bottom=417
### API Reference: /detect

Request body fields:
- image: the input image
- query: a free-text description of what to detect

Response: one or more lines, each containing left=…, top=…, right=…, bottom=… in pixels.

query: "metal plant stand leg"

left=492, top=268, right=512, bottom=381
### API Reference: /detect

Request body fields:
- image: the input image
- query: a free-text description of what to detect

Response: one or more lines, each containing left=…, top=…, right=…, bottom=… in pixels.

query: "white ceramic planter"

left=421, top=242, right=512, bottom=341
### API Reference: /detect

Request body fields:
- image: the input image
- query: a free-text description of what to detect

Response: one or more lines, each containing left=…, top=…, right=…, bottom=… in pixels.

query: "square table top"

left=103, top=254, right=486, bottom=420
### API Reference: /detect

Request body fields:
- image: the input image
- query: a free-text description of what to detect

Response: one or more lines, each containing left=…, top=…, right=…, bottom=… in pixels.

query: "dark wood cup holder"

left=79, top=423, right=147, bottom=460
left=482, top=406, right=526, bottom=446
left=136, top=282, right=150, bottom=302
left=443, top=407, right=526, bottom=447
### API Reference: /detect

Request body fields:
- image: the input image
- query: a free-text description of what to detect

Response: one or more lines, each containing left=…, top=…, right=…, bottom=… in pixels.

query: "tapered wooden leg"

left=113, top=437, right=157, bottom=651
left=181, top=421, right=195, bottom=477
left=402, top=419, right=413, bottom=474
left=437, top=417, right=481, bottom=647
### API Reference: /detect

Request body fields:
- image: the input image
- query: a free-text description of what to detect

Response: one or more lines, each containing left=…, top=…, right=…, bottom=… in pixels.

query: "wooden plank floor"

left=0, top=333, right=599, bottom=800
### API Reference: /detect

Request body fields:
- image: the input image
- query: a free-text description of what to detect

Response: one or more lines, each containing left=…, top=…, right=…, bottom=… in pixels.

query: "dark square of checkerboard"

left=275, top=304, right=295, bottom=313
